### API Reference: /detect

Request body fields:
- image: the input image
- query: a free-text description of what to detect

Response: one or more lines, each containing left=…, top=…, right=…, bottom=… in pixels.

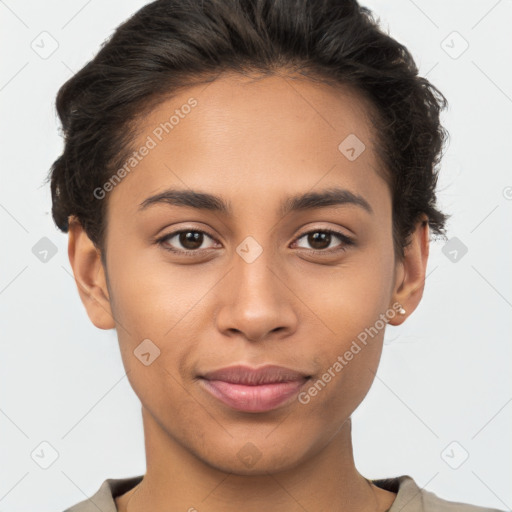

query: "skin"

left=68, top=71, right=429, bottom=512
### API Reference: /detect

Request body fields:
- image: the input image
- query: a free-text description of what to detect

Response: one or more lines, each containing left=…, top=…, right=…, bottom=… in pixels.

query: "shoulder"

left=372, top=475, right=505, bottom=512
left=62, top=475, right=143, bottom=512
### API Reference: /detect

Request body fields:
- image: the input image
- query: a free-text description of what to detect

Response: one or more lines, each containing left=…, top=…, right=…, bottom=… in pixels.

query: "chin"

left=192, top=439, right=308, bottom=476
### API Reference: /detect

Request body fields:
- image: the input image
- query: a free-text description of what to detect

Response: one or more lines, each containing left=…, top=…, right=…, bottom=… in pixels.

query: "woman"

left=48, top=0, right=503, bottom=510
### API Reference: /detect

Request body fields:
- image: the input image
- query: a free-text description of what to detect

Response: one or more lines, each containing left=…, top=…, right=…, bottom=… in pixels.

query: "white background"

left=1, top=1, right=511, bottom=511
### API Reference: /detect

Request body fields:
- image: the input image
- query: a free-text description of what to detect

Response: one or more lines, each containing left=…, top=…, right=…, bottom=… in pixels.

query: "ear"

left=387, top=214, right=430, bottom=326
left=67, top=217, right=116, bottom=330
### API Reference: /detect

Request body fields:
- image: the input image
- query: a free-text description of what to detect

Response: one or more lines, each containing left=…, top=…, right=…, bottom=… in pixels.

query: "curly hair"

left=47, top=0, right=450, bottom=262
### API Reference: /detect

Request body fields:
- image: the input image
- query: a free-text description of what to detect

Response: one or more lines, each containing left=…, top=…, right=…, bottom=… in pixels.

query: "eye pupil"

left=180, top=231, right=203, bottom=250
left=309, top=232, right=331, bottom=250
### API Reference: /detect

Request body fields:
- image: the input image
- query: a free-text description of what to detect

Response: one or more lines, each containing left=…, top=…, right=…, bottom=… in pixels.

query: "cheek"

left=296, top=242, right=395, bottom=339
left=294, top=243, right=394, bottom=409
left=105, top=254, right=206, bottom=401
left=107, top=244, right=212, bottom=338
left=297, top=329, right=384, bottom=429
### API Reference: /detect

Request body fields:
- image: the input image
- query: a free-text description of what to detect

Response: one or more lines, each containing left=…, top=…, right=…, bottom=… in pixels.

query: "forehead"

left=108, top=72, right=388, bottom=216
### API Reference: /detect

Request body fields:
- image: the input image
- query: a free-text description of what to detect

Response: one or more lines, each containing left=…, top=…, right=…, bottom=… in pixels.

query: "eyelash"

left=155, top=228, right=354, bottom=257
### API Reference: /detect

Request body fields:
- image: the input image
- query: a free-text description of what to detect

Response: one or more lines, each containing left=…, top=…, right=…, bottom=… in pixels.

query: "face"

left=72, top=72, right=427, bottom=475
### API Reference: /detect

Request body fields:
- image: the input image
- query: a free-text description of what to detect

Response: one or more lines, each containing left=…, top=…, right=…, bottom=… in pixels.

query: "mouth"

left=198, top=364, right=311, bottom=413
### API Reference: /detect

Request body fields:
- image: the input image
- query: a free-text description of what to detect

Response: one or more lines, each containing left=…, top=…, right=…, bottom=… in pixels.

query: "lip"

left=199, top=364, right=310, bottom=413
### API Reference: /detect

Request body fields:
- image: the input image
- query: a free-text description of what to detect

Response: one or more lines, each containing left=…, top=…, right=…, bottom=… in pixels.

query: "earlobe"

left=67, top=217, right=116, bottom=330
left=387, top=214, right=430, bottom=326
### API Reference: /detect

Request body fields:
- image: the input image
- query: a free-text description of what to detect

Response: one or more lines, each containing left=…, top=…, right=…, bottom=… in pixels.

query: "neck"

left=116, top=407, right=396, bottom=512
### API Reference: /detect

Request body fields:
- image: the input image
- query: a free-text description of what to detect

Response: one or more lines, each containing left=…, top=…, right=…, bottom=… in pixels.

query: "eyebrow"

left=138, top=186, right=373, bottom=216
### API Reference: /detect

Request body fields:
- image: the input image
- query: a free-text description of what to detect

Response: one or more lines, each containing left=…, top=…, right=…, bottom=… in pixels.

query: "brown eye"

left=178, top=231, right=203, bottom=250
left=294, top=229, right=354, bottom=253
left=306, top=231, right=332, bottom=250
left=158, top=229, right=217, bottom=254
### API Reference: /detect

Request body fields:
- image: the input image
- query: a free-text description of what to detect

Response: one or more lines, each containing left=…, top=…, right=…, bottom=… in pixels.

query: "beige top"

left=63, top=474, right=504, bottom=512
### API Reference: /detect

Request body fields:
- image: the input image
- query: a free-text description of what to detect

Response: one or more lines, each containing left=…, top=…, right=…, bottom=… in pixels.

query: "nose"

left=215, top=246, right=299, bottom=343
